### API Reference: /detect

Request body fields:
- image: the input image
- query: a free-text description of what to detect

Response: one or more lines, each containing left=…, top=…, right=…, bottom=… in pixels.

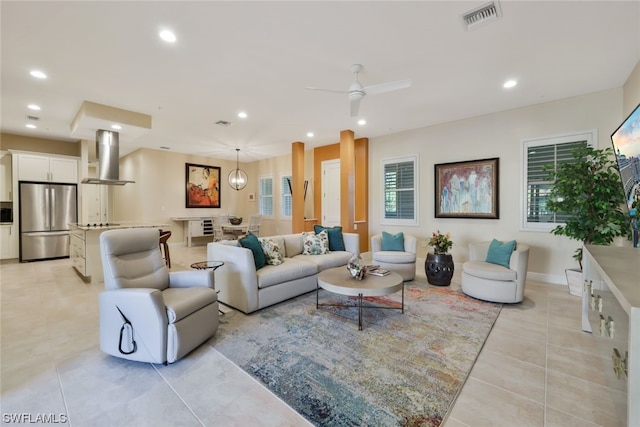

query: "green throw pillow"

left=381, top=231, right=405, bottom=251
left=485, top=239, right=517, bottom=268
left=313, top=225, right=346, bottom=251
left=239, top=232, right=266, bottom=270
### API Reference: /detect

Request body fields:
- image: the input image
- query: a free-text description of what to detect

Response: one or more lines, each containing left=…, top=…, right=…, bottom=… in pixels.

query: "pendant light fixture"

left=228, top=148, right=248, bottom=191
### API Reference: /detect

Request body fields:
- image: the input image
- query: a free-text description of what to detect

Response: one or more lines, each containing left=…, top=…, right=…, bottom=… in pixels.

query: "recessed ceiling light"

left=159, top=30, right=176, bottom=43
left=358, top=119, right=366, bottom=126
left=27, top=104, right=41, bottom=111
left=237, top=111, right=248, bottom=119
left=30, top=70, right=47, bottom=79
left=25, top=124, right=36, bottom=129
left=503, top=79, right=517, bottom=89
left=160, top=146, right=171, bottom=150
left=111, top=124, right=122, bottom=130
left=306, top=132, right=314, bottom=138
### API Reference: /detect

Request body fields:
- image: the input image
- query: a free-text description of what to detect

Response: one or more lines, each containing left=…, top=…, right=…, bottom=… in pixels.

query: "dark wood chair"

left=159, top=229, right=172, bottom=268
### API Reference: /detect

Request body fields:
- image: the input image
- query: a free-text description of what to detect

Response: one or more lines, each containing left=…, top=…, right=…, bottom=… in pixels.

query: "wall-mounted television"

left=611, top=102, right=640, bottom=246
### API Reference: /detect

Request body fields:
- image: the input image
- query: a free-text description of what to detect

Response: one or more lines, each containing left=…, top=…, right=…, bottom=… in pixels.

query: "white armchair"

left=461, top=241, right=530, bottom=303
left=99, top=228, right=219, bottom=364
left=371, top=233, right=417, bottom=281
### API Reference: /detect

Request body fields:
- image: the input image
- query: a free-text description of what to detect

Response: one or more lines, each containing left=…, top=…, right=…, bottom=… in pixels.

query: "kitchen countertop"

left=70, top=223, right=170, bottom=231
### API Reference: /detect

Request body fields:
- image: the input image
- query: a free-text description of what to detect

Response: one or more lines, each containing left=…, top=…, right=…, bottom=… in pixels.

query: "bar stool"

left=159, top=229, right=172, bottom=268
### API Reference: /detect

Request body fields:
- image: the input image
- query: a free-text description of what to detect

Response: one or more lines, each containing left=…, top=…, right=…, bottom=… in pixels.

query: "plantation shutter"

left=259, top=177, right=273, bottom=216
left=384, top=160, right=415, bottom=220
left=527, top=140, right=585, bottom=224
left=281, top=176, right=292, bottom=217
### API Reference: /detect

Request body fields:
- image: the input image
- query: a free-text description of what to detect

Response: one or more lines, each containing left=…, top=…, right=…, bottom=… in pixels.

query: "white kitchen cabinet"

left=17, top=153, right=78, bottom=183
left=0, top=151, right=12, bottom=200
left=0, top=224, right=18, bottom=259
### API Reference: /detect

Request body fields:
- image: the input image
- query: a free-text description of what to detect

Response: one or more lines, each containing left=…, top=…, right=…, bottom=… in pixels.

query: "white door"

left=321, top=159, right=340, bottom=227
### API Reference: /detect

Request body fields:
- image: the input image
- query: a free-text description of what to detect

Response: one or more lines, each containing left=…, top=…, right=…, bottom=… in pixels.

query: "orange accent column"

left=340, top=130, right=355, bottom=233
left=291, top=142, right=305, bottom=233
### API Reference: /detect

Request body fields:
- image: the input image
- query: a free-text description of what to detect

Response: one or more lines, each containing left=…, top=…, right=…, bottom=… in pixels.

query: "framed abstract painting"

left=434, top=157, right=499, bottom=219
left=185, top=163, right=221, bottom=208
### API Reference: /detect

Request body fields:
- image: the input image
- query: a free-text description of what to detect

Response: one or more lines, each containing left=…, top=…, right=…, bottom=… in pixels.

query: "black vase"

left=425, top=252, right=454, bottom=286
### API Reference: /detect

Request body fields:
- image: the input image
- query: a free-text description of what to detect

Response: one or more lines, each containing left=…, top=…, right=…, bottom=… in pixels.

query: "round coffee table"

left=316, top=266, right=404, bottom=330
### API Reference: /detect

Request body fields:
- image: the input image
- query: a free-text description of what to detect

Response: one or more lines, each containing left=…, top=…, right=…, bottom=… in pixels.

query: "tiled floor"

left=0, top=244, right=627, bottom=426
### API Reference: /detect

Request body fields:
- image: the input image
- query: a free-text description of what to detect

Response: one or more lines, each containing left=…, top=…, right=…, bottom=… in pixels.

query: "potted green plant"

left=425, top=230, right=454, bottom=286
left=545, top=143, right=629, bottom=294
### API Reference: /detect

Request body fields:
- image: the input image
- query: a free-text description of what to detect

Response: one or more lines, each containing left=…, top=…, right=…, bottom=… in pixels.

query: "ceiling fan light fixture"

left=228, top=148, right=248, bottom=191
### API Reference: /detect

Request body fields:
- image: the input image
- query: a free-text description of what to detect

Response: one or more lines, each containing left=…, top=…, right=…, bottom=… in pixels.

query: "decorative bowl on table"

left=229, top=217, right=243, bottom=225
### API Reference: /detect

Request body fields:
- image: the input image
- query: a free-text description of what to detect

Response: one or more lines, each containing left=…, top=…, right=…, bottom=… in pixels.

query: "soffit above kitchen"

left=70, top=101, right=152, bottom=142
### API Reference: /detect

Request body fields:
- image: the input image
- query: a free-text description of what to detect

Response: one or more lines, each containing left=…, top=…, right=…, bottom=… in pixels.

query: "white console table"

left=172, top=217, right=214, bottom=247
left=582, top=245, right=639, bottom=426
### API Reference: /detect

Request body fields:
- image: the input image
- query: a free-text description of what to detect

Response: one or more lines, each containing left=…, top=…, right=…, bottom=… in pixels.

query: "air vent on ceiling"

left=26, top=115, right=40, bottom=121
left=215, top=120, right=231, bottom=126
left=462, top=1, right=501, bottom=31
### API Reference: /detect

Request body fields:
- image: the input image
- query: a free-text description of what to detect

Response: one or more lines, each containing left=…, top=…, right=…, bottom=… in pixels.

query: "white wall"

left=114, top=148, right=258, bottom=245
left=368, top=88, right=625, bottom=284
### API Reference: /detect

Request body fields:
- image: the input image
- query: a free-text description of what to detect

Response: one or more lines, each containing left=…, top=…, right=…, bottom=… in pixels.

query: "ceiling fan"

left=306, top=64, right=411, bottom=117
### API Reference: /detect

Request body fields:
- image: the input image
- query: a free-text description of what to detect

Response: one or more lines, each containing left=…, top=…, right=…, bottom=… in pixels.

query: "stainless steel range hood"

left=81, top=130, right=135, bottom=185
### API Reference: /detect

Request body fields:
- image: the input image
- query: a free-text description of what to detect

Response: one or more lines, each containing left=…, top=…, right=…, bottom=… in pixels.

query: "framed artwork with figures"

left=434, top=157, right=499, bottom=219
left=185, top=163, right=221, bottom=208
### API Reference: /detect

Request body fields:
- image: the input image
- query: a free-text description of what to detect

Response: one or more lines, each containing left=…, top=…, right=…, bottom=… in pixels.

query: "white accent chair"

left=461, top=241, right=530, bottom=303
left=371, top=234, right=417, bottom=281
left=99, top=228, right=219, bottom=364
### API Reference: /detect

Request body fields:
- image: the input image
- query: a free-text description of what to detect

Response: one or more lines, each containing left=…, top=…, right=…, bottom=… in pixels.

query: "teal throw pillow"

left=381, top=231, right=405, bottom=251
left=239, top=232, right=266, bottom=270
left=485, top=239, right=517, bottom=268
left=314, top=225, right=346, bottom=251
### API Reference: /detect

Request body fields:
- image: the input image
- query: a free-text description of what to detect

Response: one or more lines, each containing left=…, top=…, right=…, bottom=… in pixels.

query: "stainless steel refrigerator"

left=19, top=182, right=77, bottom=262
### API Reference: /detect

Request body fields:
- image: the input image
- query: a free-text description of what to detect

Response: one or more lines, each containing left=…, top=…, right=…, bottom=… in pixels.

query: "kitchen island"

left=70, top=223, right=169, bottom=283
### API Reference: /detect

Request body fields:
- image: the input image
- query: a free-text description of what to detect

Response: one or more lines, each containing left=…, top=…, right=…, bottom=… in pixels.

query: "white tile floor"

left=0, top=244, right=627, bottom=426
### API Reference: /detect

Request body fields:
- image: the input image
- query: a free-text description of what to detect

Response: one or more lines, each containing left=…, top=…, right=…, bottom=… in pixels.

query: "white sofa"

left=207, top=232, right=359, bottom=313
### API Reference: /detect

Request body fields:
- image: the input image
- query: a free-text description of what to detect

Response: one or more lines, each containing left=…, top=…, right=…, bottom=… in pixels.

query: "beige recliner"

left=371, top=233, right=417, bottom=281
left=461, top=241, right=530, bottom=303
left=99, top=228, right=219, bottom=364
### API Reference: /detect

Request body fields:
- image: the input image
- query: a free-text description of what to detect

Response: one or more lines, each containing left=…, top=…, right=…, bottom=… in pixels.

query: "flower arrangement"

left=428, top=230, right=453, bottom=254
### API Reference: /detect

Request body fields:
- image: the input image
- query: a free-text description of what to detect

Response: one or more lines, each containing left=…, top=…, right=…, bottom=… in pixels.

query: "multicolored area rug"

left=212, top=283, right=502, bottom=426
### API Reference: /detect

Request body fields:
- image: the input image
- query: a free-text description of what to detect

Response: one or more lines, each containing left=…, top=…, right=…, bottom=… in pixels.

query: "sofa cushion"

left=282, top=233, right=304, bottom=257
left=313, top=225, right=346, bottom=251
left=485, top=239, right=516, bottom=268
left=463, top=260, right=517, bottom=281
left=381, top=231, right=405, bottom=251
left=292, top=251, right=353, bottom=271
left=239, top=232, right=266, bottom=270
left=259, top=237, right=284, bottom=266
left=373, top=250, right=416, bottom=264
left=302, top=230, right=330, bottom=255
left=256, top=258, right=318, bottom=289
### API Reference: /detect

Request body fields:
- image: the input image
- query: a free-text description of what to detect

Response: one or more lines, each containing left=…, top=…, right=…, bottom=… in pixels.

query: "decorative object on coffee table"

left=347, top=254, right=367, bottom=280
left=229, top=216, right=243, bottom=225
left=426, top=230, right=454, bottom=286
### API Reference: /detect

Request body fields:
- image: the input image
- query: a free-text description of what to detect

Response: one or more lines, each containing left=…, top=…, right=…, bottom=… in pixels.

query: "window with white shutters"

left=259, top=177, right=273, bottom=217
left=281, top=175, right=292, bottom=217
left=382, top=155, right=418, bottom=226
left=522, top=131, right=594, bottom=231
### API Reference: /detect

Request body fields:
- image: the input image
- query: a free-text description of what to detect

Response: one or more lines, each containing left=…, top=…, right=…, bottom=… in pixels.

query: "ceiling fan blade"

left=364, top=79, right=411, bottom=95
left=305, top=87, right=347, bottom=94
left=350, top=97, right=361, bottom=117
